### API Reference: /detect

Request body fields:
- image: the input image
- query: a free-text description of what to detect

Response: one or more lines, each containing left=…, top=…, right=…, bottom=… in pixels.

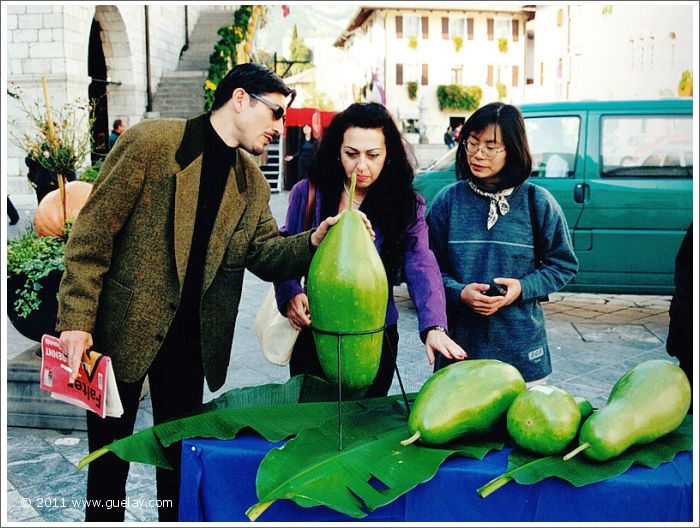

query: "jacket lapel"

left=202, top=152, right=247, bottom=293
left=174, top=158, right=202, bottom=291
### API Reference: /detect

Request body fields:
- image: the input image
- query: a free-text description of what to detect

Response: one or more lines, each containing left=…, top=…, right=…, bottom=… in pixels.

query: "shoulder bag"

left=255, top=182, right=316, bottom=365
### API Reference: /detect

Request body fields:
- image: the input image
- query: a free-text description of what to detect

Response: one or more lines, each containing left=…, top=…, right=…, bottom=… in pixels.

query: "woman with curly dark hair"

left=274, top=102, right=465, bottom=397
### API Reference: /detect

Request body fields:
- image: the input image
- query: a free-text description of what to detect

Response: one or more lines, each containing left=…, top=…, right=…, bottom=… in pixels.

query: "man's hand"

left=285, top=293, right=311, bottom=331
left=310, top=211, right=375, bottom=247
left=424, top=330, right=467, bottom=365
left=59, top=330, right=93, bottom=384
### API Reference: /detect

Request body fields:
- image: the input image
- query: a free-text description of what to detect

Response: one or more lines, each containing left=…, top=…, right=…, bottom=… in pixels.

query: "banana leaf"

left=78, top=375, right=412, bottom=471
left=246, top=401, right=503, bottom=520
left=477, top=415, right=693, bottom=498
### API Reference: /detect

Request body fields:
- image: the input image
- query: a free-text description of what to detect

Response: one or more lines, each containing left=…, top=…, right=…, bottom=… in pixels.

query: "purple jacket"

left=274, top=179, right=448, bottom=333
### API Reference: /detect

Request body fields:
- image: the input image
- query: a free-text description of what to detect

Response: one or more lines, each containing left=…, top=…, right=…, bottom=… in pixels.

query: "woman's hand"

left=284, top=155, right=293, bottom=161
left=424, top=330, right=467, bottom=365
left=459, top=279, right=522, bottom=316
left=285, top=293, right=311, bottom=331
left=310, top=211, right=375, bottom=246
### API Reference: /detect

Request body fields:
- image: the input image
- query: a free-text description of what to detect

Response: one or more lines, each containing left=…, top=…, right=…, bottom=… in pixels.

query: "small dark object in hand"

left=484, top=282, right=506, bottom=297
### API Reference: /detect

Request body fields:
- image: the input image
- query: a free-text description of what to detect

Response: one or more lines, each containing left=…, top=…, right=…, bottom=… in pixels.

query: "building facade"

left=334, top=5, right=533, bottom=144
left=334, top=3, right=694, bottom=145
left=5, top=4, right=229, bottom=199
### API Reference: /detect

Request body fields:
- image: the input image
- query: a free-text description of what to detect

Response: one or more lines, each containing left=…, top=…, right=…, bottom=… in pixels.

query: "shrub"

left=436, top=84, right=483, bottom=112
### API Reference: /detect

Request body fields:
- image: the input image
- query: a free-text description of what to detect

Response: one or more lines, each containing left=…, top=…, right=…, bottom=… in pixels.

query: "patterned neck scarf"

left=467, top=179, right=515, bottom=230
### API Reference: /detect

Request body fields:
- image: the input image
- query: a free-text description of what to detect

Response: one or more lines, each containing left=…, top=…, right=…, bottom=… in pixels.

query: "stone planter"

left=7, top=269, right=63, bottom=343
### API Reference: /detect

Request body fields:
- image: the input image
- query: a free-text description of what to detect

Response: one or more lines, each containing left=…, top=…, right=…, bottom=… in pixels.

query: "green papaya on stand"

left=306, top=173, right=388, bottom=390
left=402, top=359, right=526, bottom=446
left=564, top=359, right=691, bottom=462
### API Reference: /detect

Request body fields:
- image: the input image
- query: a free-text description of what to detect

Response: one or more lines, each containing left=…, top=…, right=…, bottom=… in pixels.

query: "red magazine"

left=39, top=334, right=123, bottom=419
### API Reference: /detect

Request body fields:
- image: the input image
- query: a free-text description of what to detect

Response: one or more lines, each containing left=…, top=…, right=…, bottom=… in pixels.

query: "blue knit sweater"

left=427, top=180, right=578, bottom=380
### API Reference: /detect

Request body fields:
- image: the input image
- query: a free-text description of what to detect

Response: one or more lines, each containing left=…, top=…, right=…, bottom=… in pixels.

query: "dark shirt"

left=171, top=115, right=236, bottom=344
left=296, top=139, right=315, bottom=179
left=108, top=131, right=121, bottom=151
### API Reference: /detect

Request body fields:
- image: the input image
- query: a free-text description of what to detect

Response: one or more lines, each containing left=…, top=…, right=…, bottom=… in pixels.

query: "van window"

left=601, top=115, right=693, bottom=178
left=525, top=116, right=580, bottom=178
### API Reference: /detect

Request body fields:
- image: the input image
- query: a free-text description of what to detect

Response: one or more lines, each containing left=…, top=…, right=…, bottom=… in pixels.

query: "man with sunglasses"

left=56, top=63, right=362, bottom=522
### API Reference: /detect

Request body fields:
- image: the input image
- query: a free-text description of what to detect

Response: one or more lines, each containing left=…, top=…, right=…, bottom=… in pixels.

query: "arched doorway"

left=88, top=18, right=109, bottom=163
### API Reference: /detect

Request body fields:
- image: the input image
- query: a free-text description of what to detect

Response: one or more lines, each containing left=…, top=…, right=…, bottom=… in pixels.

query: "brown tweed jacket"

left=56, top=114, right=313, bottom=391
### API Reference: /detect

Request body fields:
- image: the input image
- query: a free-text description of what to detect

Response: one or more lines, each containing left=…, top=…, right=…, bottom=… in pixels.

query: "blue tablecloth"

left=179, top=434, right=693, bottom=522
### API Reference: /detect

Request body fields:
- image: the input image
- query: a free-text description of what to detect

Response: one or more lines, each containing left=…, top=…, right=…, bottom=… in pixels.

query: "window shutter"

left=422, top=64, right=429, bottom=85
left=512, top=65, right=519, bottom=87
left=422, top=16, right=429, bottom=39
left=512, top=19, right=519, bottom=42
left=396, top=16, right=403, bottom=38
left=467, top=18, right=474, bottom=40
left=487, top=18, right=494, bottom=40
left=487, top=65, right=494, bottom=86
left=396, top=63, right=404, bottom=85
left=442, top=17, right=449, bottom=39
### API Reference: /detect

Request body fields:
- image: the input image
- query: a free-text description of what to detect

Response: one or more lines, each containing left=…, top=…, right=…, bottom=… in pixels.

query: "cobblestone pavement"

left=4, top=190, right=678, bottom=523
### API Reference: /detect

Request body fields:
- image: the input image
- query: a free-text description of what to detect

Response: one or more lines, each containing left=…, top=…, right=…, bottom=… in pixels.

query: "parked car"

left=414, top=99, right=692, bottom=294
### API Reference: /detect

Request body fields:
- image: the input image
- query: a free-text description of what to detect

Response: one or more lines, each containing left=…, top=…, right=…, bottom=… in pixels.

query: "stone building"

left=5, top=4, right=232, bottom=200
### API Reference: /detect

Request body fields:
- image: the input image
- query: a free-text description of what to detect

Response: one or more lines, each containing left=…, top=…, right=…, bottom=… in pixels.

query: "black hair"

left=308, top=102, right=418, bottom=282
left=211, top=62, right=295, bottom=111
left=112, top=119, right=123, bottom=130
left=455, top=102, right=532, bottom=191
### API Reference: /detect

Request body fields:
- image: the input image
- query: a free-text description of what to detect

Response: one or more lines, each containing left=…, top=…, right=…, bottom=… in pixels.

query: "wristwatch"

left=420, top=325, right=447, bottom=344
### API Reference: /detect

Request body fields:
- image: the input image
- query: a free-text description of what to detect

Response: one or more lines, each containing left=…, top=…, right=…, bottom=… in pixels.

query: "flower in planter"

left=452, top=36, right=463, bottom=53
left=407, top=81, right=418, bottom=100
left=8, top=88, right=95, bottom=181
left=498, top=37, right=508, bottom=53
left=407, top=35, right=418, bottom=49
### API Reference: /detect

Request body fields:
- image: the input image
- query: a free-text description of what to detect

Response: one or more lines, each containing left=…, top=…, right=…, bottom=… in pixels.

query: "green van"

left=414, top=99, right=693, bottom=294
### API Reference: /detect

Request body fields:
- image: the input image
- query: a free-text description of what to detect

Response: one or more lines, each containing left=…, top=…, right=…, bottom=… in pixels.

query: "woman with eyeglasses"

left=274, top=102, right=466, bottom=397
left=426, top=102, right=578, bottom=385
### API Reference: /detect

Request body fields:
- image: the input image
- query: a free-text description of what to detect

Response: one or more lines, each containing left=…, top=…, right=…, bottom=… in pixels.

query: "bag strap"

left=304, top=181, right=316, bottom=231
left=528, top=184, right=543, bottom=264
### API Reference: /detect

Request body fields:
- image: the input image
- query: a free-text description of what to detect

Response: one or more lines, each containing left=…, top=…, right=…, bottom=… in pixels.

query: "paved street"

left=4, top=189, right=677, bottom=523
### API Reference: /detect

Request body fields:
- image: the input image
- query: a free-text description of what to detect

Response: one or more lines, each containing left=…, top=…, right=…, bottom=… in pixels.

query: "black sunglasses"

left=250, top=93, right=286, bottom=122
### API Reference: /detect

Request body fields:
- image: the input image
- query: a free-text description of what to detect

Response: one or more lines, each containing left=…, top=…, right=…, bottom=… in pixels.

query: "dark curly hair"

left=455, top=102, right=532, bottom=191
left=308, top=102, right=418, bottom=283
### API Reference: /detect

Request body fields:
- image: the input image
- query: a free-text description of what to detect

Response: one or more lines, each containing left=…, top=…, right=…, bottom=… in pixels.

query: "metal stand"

left=311, top=325, right=411, bottom=451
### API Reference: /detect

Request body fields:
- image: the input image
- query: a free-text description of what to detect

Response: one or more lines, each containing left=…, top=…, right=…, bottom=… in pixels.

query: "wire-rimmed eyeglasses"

left=463, top=140, right=506, bottom=160
left=250, top=93, right=286, bottom=122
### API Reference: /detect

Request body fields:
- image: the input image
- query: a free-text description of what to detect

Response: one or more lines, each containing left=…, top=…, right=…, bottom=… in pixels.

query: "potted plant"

left=498, top=37, right=508, bottom=53
left=452, top=36, right=463, bottom=53
left=678, top=70, right=692, bottom=97
left=407, top=81, right=418, bottom=100
left=407, top=35, right=418, bottom=49
left=7, top=82, right=95, bottom=341
left=496, top=82, right=507, bottom=101
left=7, top=224, right=70, bottom=342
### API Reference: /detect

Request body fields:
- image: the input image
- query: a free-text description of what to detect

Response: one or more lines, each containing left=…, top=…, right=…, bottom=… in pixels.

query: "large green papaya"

left=567, top=359, right=691, bottom=462
left=507, top=385, right=582, bottom=455
left=402, top=359, right=526, bottom=446
left=306, top=177, right=388, bottom=390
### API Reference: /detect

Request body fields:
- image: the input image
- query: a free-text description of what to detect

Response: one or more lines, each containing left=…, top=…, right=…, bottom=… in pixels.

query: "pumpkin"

left=34, top=180, right=93, bottom=237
